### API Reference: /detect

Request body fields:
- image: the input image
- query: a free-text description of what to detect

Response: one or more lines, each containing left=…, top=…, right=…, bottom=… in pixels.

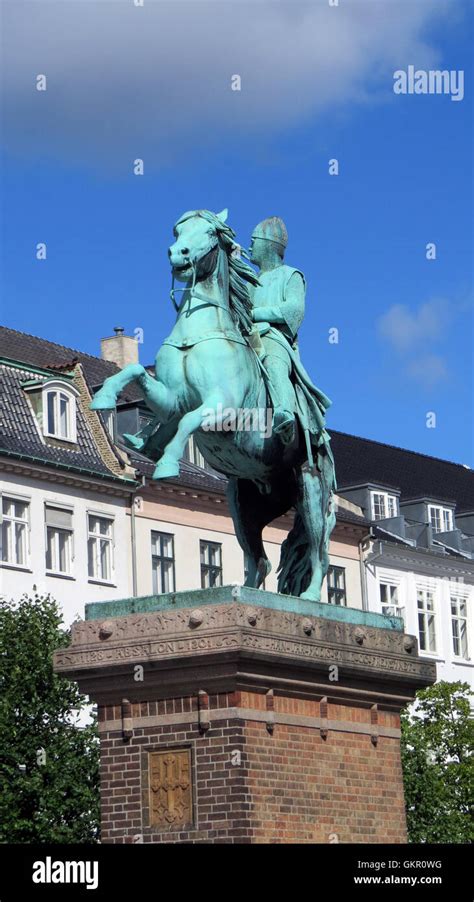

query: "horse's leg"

left=91, top=363, right=176, bottom=422
left=297, top=464, right=335, bottom=602
left=90, top=363, right=146, bottom=410
left=227, top=478, right=272, bottom=588
left=152, top=396, right=222, bottom=479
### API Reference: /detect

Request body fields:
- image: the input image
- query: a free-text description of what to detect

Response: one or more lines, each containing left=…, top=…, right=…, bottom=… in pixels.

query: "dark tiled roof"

left=330, top=431, right=474, bottom=513
left=126, top=447, right=368, bottom=527
left=0, top=326, right=142, bottom=403
left=126, top=447, right=230, bottom=494
left=0, top=362, right=131, bottom=482
left=129, top=431, right=474, bottom=520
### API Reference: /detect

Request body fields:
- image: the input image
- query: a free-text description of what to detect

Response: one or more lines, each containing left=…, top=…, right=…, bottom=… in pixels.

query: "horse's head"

left=168, top=208, right=229, bottom=283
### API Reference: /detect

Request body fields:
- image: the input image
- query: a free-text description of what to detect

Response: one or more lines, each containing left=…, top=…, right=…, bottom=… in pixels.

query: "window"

left=151, top=531, right=175, bottom=593
left=451, top=596, right=469, bottom=659
left=43, top=382, right=77, bottom=442
left=200, top=540, right=222, bottom=588
left=417, top=587, right=437, bottom=653
left=184, top=436, right=212, bottom=471
left=87, top=515, right=114, bottom=582
left=327, top=566, right=346, bottom=605
left=45, top=506, right=73, bottom=575
left=379, top=582, right=404, bottom=621
left=428, top=505, right=453, bottom=533
left=371, top=491, right=398, bottom=520
left=1, top=496, right=29, bottom=566
left=103, top=410, right=116, bottom=441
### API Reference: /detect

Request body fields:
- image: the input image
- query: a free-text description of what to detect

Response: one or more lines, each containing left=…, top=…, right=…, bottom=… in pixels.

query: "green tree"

left=401, top=681, right=473, bottom=843
left=0, top=591, right=99, bottom=843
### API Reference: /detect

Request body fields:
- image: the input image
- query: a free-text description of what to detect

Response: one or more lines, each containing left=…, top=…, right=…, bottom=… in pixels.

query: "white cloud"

left=0, top=0, right=458, bottom=168
left=377, top=298, right=469, bottom=388
left=377, top=298, right=450, bottom=353
left=406, top=353, right=449, bottom=388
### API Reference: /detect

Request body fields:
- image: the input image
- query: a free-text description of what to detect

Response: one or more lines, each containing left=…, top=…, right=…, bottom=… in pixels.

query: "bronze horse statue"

left=91, top=209, right=336, bottom=600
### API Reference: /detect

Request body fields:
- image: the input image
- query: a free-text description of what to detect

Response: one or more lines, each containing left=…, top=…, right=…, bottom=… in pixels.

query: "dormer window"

left=428, top=505, right=453, bottom=533
left=42, top=381, right=78, bottom=442
left=371, top=491, right=398, bottom=520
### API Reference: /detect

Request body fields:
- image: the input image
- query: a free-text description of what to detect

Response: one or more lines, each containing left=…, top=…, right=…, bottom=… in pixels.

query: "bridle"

left=169, top=235, right=231, bottom=318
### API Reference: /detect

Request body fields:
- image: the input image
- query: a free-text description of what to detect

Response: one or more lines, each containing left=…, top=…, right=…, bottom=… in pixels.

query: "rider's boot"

left=273, top=408, right=296, bottom=445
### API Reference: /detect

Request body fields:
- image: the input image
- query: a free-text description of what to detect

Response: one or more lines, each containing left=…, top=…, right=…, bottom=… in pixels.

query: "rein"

left=169, top=243, right=233, bottom=318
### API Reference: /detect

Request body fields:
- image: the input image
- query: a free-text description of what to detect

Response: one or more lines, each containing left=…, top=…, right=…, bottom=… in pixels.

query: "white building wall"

left=132, top=497, right=363, bottom=608
left=0, top=471, right=131, bottom=625
left=365, top=560, right=474, bottom=689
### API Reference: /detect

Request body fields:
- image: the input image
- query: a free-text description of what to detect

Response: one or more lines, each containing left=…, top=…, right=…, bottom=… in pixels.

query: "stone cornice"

left=368, top=543, right=474, bottom=580
left=54, top=596, right=436, bottom=710
left=0, top=457, right=137, bottom=497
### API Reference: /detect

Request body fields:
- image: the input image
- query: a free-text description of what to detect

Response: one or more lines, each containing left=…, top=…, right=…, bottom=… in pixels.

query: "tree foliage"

left=401, top=681, right=473, bottom=843
left=0, top=591, right=99, bottom=843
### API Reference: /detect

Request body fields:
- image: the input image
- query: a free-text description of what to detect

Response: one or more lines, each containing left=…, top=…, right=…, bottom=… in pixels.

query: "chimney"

left=101, top=327, right=139, bottom=368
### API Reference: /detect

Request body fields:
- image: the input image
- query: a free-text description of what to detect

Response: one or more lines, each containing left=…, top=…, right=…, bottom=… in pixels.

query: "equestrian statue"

left=90, top=209, right=336, bottom=600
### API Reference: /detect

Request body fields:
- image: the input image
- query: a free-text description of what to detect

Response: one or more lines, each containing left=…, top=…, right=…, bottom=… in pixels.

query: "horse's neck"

left=171, top=252, right=234, bottom=339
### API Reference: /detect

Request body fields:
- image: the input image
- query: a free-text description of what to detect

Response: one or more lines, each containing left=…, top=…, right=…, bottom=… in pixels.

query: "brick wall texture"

left=98, top=691, right=407, bottom=844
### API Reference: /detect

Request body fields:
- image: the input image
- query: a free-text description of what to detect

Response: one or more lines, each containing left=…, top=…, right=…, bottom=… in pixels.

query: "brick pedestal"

left=54, top=586, right=436, bottom=844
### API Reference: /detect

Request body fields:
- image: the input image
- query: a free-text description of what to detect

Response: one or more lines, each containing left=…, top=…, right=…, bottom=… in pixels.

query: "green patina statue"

left=91, top=209, right=336, bottom=600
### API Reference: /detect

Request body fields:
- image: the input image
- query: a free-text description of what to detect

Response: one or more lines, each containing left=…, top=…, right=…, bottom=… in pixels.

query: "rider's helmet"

left=251, top=217, right=288, bottom=252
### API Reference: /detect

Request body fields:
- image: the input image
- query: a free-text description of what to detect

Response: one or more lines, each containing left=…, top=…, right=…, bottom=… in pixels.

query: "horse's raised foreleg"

left=133, top=368, right=177, bottom=420
left=90, top=364, right=176, bottom=422
left=152, top=401, right=211, bottom=479
left=90, top=364, right=147, bottom=410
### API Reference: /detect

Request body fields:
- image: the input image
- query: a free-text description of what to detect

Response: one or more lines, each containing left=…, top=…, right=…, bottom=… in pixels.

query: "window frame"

left=416, top=585, right=438, bottom=654
left=184, top=435, right=212, bottom=471
left=87, top=512, right=115, bottom=584
left=200, top=540, right=223, bottom=589
left=379, top=580, right=405, bottom=623
left=327, top=565, right=346, bottom=606
left=0, top=494, right=30, bottom=568
left=44, top=504, right=74, bottom=577
left=151, top=530, right=176, bottom=594
left=42, top=380, right=78, bottom=443
left=371, top=490, right=398, bottom=521
left=428, top=504, right=454, bottom=534
left=450, top=594, right=469, bottom=660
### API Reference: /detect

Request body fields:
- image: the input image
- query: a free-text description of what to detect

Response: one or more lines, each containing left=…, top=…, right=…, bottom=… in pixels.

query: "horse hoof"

left=153, top=456, right=180, bottom=479
left=90, top=393, right=116, bottom=410
left=123, top=433, right=145, bottom=451
left=300, top=589, right=321, bottom=602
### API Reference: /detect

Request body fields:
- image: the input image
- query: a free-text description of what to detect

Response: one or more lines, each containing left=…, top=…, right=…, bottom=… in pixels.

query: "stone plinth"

left=54, top=585, right=436, bottom=844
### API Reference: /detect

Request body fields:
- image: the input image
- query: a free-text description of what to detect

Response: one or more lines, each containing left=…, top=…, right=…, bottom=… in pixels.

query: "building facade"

left=333, top=434, right=474, bottom=689
left=2, top=326, right=473, bottom=693
left=0, top=330, right=139, bottom=623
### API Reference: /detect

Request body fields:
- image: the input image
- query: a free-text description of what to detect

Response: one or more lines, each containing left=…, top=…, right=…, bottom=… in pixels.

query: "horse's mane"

left=175, top=209, right=260, bottom=336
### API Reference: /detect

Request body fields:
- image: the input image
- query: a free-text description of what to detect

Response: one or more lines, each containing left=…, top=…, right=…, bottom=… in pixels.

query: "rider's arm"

left=279, top=272, right=305, bottom=335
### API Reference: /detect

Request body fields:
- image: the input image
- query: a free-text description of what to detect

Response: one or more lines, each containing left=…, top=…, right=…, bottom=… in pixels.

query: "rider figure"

left=249, top=217, right=304, bottom=445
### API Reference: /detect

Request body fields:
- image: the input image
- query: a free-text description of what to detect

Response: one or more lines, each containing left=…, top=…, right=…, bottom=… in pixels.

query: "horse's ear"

left=216, top=208, right=228, bottom=223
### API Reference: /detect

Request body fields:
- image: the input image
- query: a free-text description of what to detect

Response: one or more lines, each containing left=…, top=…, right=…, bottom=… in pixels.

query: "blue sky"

left=1, top=0, right=473, bottom=465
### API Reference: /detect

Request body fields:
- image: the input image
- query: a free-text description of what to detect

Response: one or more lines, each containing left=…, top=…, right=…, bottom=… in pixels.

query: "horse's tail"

left=277, top=448, right=336, bottom=598
left=276, top=509, right=311, bottom=597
